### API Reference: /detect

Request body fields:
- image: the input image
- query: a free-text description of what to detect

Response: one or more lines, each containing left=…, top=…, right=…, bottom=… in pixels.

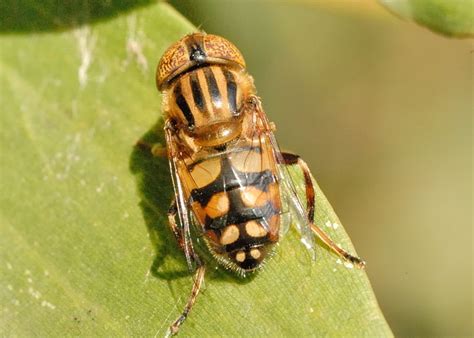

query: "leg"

left=281, top=152, right=365, bottom=269
left=168, top=263, right=206, bottom=336
left=166, top=200, right=206, bottom=336
left=167, top=200, right=186, bottom=251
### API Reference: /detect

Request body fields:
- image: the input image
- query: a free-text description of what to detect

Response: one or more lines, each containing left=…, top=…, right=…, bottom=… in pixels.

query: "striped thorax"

left=166, top=65, right=249, bottom=147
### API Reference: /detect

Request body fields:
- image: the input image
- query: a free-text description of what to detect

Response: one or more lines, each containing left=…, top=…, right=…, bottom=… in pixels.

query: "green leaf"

left=0, top=2, right=392, bottom=336
left=379, top=0, right=474, bottom=37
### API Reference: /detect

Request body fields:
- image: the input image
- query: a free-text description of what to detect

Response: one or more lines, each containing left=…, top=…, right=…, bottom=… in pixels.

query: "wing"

left=245, top=97, right=317, bottom=257
left=165, top=125, right=198, bottom=271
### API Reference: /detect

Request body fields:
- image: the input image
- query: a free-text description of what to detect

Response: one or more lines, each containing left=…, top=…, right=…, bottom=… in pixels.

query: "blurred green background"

left=169, top=1, right=472, bottom=336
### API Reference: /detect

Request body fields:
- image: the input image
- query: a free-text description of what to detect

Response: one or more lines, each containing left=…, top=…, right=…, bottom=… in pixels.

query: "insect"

left=152, top=32, right=365, bottom=335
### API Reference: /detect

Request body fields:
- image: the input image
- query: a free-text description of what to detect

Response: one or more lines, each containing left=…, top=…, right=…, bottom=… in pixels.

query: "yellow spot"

left=229, top=141, right=273, bottom=173
left=240, top=186, right=267, bottom=207
left=245, top=220, right=268, bottom=237
left=205, top=192, right=229, bottom=218
left=186, top=157, right=221, bottom=188
left=220, top=225, right=240, bottom=245
left=235, top=251, right=246, bottom=262
left=250, top=248, right=261, bottom=259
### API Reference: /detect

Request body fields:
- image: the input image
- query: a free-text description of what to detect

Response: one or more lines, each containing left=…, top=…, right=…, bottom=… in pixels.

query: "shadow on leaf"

left=129, top=118, right=190, bottom=280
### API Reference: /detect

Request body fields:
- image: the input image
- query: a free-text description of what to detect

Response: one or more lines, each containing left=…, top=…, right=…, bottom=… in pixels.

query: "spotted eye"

left=156, top=32, right=246, bottom=91
left=202, top=34, right=246, bottom=68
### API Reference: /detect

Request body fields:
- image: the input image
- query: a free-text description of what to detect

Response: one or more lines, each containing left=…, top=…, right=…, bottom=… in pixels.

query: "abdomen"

left=178, top=137, right=281, bottom=273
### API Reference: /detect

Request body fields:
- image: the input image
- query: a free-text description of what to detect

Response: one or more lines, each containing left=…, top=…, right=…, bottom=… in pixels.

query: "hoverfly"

left=151, top=32, right=365, bottom=335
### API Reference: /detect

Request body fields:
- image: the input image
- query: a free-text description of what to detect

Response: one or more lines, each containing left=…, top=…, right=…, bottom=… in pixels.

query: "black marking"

left=189, top=72, right=207, bottom=113
left=204, top=67, right=221, bottom=105
left=237, top=257, right=260, bottom=270
left=223, top=68, right=238, bottom=114
left=206, top=189, right=279, bottom=230
left=190, top=156, right=275, bottom=206
left=185, top=35, right=207, bottom=64
left=167, top=63, right=208, bottom=86
left=224, top=222, right=271, bottom=253
left=281, top=152, right=299, bottom=165
left=174, top=83, right=195, bottom=127
left=207, top=202, right=278, bottom=230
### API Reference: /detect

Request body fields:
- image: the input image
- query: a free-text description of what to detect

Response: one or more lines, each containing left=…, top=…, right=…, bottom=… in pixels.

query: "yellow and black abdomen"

left=178, top=138, right=281, bottom=274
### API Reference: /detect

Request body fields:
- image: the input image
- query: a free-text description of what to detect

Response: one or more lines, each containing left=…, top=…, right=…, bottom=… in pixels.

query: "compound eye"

left=202, top=34, right=246, bottom=68
left=157, top=33, right=246, bottom=91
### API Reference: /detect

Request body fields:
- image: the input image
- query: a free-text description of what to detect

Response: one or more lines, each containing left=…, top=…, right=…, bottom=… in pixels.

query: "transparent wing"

left=165, top=126, right=197, bottom=272
left=170, top=119, right=283, bottom=239
left=164, top=96, right=316, bottom=267
left=246, top=98, right=317, bottom=257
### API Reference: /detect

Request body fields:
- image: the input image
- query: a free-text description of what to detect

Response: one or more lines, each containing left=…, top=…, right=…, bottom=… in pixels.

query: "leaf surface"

left=379, top=0, right=474, bottom=37
left=0, top=2, right=391, bottom=336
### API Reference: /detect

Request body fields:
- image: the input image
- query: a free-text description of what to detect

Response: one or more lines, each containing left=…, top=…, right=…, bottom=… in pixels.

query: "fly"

left=145, top=32, right=365, bottom=335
